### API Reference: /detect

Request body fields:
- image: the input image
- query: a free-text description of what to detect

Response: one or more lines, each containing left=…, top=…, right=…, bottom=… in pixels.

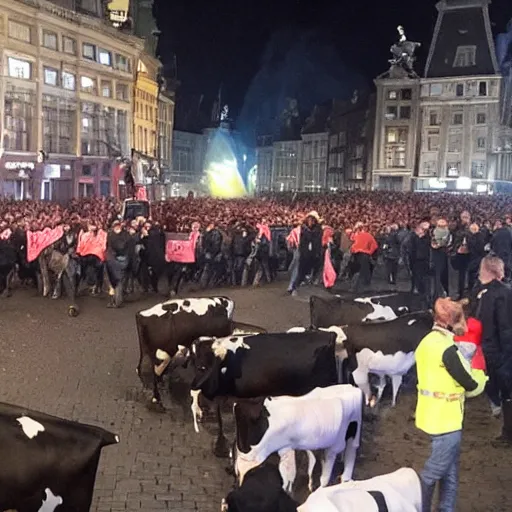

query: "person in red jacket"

left=350, top=222, right=378, bottom=292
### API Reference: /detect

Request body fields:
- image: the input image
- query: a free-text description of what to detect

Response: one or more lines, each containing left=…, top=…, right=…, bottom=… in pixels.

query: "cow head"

left=222, top=462, right=298, bottom=512
left=190, top=338, right=223, bottom=399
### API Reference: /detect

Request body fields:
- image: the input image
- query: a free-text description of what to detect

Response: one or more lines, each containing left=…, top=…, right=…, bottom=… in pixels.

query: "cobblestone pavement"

left=0, top=279, right=509, bottom=511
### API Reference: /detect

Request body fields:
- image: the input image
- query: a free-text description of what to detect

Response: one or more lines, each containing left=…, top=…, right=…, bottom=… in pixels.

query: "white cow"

left=298, top=467, right=422, bottom=512
left=234, top=385, right=363, bottom=491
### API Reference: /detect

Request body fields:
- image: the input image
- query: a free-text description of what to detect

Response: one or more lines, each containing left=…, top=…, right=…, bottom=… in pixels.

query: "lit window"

left=471, top=161, right=486, bottom=179
left=63, top=37, right=76, bottom=55
left=62, top=71, right=75, bottom=90
left=98, top=49, right=111, bottom=66
left=453, top=46, right=476, bottom=68
left=476, top=113, right=486, bottom=124
left=44, top=67, right=58, bottom=86
left=81, top=76, right=96, bottom=94
left=8, top=20, right=31, bottom=43
left=83, top=43, right=95, bottom=60
left=8, top=57, right=31, bottom=79
left=101, top=81, right=112, bottom=97
left=427, top=130, right=440, bottom=151
left=388, top=90, right=397, bottom=100
left=385, top=106, right=398, bottom=119
left=446, top=162, right=461, bottom=177
left=42, top=30, right=58, bottom=50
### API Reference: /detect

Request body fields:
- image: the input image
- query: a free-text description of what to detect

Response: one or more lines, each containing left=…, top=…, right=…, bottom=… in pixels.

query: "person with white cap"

left=287, top=211, right=322, bottom=296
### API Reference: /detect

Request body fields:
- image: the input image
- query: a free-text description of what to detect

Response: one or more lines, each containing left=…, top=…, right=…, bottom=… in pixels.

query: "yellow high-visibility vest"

left=415, top=328, right=487, bottom=435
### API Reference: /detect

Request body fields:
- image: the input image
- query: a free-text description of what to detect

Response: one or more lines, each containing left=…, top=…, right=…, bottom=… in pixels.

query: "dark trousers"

left=413, top=260, right=431, bottom=307
left=385, top=258, right=398, bottom=284
left=232, top=256, right=246, bottom=286
left=485, top=359, right=511, bottom=406
left=455, top=253, right=470, bottom=298
left=431, top=249, right=449, bottom=302
left=80, top=255, right=104, bottom=289
left=352, top=252, right=372, bottom=292
left=467, top=257, right=482, bottom=295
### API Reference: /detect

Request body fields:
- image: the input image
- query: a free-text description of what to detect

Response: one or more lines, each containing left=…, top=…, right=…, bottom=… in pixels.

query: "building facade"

left=271, top=139, right=302, bottom=192
left=255, top=135, right=273, bottom=192
left=372, top=0, right=506, bottom=193
left=0, top=0, right=142, bottom=201
left=157, top=85, right=174, bottom=181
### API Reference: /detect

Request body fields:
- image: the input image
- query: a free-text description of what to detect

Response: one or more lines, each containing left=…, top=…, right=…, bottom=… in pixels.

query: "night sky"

left=154, top=0, right=511, bottom=117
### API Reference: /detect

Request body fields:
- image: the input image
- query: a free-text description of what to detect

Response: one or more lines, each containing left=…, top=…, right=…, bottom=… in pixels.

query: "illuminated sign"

left=5, top=161, right=35, bottom=170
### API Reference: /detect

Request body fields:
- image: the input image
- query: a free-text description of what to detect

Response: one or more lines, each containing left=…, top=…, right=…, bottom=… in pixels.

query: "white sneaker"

left=491, top=403, right=502, bottom=418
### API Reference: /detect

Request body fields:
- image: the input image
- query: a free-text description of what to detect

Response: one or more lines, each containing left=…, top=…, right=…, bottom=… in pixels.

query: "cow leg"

left=320, top=447, right=337, bottom=487
left=52, top=273, right=63, bottom=299
left=352, top=365, right=373, bottom=406
left=2, top=267, right=14, bottom=298
left=278, top=449, right=296, bottom=494
left=391, top=374, right=403, bottom=407
left=39, top=254, right=51, bottom=297
left=341, top=439, right=357, bottom=483
left=375, top=374, right=387, bottom=404
left=214, top=401, right=230, bottom=458
left=151, top=373, right=163, bottom=406
left=63, top=267, right=79, bottom=317
left=306, top=450, right=316, bottom=492
left=190, top=389, right=203, bottom=433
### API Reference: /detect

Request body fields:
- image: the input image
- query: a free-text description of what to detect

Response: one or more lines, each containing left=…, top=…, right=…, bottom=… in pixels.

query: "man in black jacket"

left=200, top=221, right=223, bottom=288
left=410, top=221, right=431, bottom=308
left=452, top=211, right=471, bottom=299
left=381, top=223, right=401, bottom=285
left=106, top=220, right=132, bottom=308
left=491, top=219, right=512, bottom=280
left=477, top=255, right=512, bottom=444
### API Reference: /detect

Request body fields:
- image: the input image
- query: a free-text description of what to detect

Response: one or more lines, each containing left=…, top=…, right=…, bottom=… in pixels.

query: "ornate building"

left=0, top=0, right=142, bottom=201
left=372, top=0, right=507, bottom=193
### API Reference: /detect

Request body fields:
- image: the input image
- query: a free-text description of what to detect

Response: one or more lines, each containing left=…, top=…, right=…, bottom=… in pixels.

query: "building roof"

left=301, top=103, right=331, bottom=135
left=424, top=0, right=499, bottom=78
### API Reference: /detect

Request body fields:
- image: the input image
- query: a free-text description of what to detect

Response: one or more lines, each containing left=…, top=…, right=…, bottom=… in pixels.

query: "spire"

left=424, top=0, right=499, bottom=78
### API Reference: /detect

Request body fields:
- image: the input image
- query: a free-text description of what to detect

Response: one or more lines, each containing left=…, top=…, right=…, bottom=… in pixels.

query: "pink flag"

left=26, top=226, right=64, bottom=262
left=323, top=249, right=337, bottom=289
left=77, top=230, right=107, bottom=261
left=165, top=232, right=198, bottom=263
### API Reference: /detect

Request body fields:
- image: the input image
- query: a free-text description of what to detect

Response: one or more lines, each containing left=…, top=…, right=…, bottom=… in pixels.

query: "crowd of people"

left=0, top=192, right=512, bottom=307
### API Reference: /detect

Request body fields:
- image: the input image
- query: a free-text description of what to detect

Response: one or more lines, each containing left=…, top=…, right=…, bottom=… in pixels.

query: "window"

left=42, top=95, right=76, bottom=155
left=62, top=71, right=75, bottom=90
left=81, top=102, right=100, bottom=156
left=479, top=81, right=487, bottom=97
left=452, top=113, right=463, bottom=125
left=476, top=136, right=486, bottom=151
left=3, top=89, right=34, bottom=152
left=446, top=162, right=461, bottom=177
left=476, top=113, right=486, bottom=124
left=454, top=46, right=476, bottom=68
left=456, top=84, right=464, bottom=97
left=43, top=67, right=58, bottom=86
left=401, top=88, right=412, bottom=100
left=430, top=84, right=442, bottom=96
left=63, top=37, right=76, bottom=55
left=115, top=54, right=130, bottom=72
left=385, top=105, right=398, bottom=119
left=388, top=90, right=398, bottom=100
left=448, top=132, right=462, bottom=152
left=100, top=180, right=111, bottom=197
left=98, top=49, right=111, bottom=66
left=8, top=57, right=31, bottom=79
left=8, top=20, right=31, bottom=43
left=101, top=81, right=112, bottom=98
left=385, top=127, right=408, bottom=168
left=400, top=106, right=411, bottom=119
left=429, top=111, right=439, bottom=126
left=80, top=76, right=96, bottom=94
left=116, top=83, right=128, bottom=101
left=427, top=130, right=440, bottom=151
left=471, top=160, right=487, bottom=179
left=337, top=152, right=345, bottom=168
left=82, top=165, right=92, bottom=176
left=42, top=30, right=58, bottom=50
left=101, top=162, right=111, bottom=177
left=78, top=183, right=95, bottom=198
left=422, top=161, right=437, bottom=177
left=82, top=43, right=96, bottom=60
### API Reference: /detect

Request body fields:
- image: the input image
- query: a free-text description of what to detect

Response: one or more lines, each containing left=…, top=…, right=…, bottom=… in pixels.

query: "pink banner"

left=26, top=226, right=64, bottom=262
left=323, top=249, right=337, bottom=289
left=77, top=230, right=107, bottom=262
left=135, top=186, right=147, bottom=201
left=165, top=231, right=199, bottom=263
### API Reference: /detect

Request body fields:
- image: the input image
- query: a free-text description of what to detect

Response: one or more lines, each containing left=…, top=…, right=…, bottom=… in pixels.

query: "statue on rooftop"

left=389, top=25, right=421, bottom=75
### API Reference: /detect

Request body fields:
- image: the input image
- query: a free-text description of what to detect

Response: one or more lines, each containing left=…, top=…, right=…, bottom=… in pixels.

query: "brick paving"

left=0, top=280, right=510, bottom=511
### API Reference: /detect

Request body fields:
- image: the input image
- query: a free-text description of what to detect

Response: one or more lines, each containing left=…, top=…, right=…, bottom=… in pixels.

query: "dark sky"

left=155, top=0, right=511, bottom=115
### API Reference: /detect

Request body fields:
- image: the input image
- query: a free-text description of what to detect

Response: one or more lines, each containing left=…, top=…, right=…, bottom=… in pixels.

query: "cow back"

left=225, top=331, right=338, bottom=398
left=310, top=295, right=371, bottom=328
left=344, top=311, right=434, bottom=356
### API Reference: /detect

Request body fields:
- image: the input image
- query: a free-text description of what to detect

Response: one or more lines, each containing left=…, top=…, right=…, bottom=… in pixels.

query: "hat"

left=306, top=211, right=321, bottom=222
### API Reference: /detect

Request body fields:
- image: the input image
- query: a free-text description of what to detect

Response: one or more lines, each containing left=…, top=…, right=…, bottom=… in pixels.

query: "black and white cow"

left=310, top=292, right=425, bottom=328
left=342, top=311, right=434, bottom=406
left=0, top=401, right=119, bottom=512
left=234, top=385, right=364, bottom=492
left=298, top=467, right=422, bottom=512
left=221, top=464, right=421, bottom=512
left=190, top=331, right=339, bottom=457
left=136, top=296, right=236, bottom=405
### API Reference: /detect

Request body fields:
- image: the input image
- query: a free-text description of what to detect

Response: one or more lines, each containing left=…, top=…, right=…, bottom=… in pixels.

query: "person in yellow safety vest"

left=415, top=297, right=488, bottom=512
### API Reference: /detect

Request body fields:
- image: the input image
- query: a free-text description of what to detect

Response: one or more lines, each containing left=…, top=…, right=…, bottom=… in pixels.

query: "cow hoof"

left=68, top=306, right=79, bottom=317
left=214, top=436, right=230, bottom=458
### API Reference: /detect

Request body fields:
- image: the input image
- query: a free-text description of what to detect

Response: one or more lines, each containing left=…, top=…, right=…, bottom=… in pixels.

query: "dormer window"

left=453, top=46, right=476, bottom=68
